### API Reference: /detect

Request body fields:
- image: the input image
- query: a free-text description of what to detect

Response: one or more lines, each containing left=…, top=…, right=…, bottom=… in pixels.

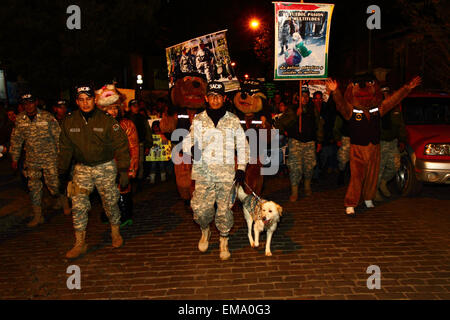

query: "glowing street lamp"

left=249, top=18, right=260, bottom=30
left=137, top=74, right=143, bottom=85
left=136, top=74, right=143, bottom=99
left=244, top=74, right=249, bottom=79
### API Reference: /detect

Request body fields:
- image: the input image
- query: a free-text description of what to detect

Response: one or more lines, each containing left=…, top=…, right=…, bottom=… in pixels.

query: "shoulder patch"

left=113, top=124, right=120, bottom=131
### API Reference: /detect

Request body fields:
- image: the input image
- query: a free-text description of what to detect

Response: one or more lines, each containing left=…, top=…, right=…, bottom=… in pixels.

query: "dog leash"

left=243, top=181, right=263, bottom=204
left=226, top=180, right=263, bottom=211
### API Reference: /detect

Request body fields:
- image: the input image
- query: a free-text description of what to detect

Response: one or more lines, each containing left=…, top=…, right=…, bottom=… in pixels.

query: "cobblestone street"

left=0, top=159, right=449, bottom=300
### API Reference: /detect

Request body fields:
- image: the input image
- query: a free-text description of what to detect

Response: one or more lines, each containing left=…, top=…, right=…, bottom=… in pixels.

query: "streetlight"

left=136, top=74, right=143, bottom=100
left=249, top=18, right=260, bottom=30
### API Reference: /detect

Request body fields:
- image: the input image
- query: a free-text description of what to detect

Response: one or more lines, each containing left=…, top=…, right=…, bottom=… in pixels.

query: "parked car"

left=396, top=91, right=450, bottom=196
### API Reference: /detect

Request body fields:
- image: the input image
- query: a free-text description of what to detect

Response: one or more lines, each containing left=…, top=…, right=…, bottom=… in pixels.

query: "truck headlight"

left=424, top=143, right=450, bottom=156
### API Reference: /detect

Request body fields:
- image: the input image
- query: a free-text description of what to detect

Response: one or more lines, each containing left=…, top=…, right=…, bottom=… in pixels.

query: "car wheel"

left=396, top=154, right=423, bottom=196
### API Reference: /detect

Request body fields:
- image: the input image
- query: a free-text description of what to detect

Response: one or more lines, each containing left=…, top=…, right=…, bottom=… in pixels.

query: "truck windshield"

left=402, top=97, right=450, bottom=125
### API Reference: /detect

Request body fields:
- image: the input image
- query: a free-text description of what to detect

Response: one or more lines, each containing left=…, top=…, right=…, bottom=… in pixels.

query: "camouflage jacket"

left=9, top=109, right=61, bottom=165
left=273, top=104, right=324, bottom=143
left=183, top=110, right=250, bottom=182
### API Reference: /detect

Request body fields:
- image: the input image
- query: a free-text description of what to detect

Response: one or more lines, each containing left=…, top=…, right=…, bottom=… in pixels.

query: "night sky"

left=0, top=0, right=447, bottom=96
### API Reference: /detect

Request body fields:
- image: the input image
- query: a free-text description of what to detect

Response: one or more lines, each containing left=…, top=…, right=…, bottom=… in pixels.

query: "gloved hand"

left=58, top=172, right=69, bottom=195
left=234, top=169, right=245, bottom=184
left=191, top=143, right=202, bottom=162
left=119, top=171, right=129, bottom=190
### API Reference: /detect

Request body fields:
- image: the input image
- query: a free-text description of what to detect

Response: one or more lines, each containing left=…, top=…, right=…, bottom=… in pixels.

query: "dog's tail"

left=236, top=185, right=248, bottom=202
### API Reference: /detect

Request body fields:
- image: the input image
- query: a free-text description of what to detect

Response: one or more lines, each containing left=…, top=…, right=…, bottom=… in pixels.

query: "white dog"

left=237, top=186, right=283, bottom=256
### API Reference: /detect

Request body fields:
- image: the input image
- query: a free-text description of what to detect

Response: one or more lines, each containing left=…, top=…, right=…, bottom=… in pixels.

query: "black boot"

left=119, top=192, right=133, bottom=227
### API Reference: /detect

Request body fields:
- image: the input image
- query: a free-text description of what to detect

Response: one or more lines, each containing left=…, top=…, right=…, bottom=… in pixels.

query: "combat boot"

left=219, top=236, right=231, bottom=260
left=198, top=227, right=211, bottom=252
left=27, top=206, right=44, bottom=227
left=379, top=179, right=391, bottom=197
left=111, top=224, right=123, bottom=248
left=66, top=231, right=87, bottom=259
left=304, top=179, right=312, bottom=197
left=289, top=185, right=298, bottom=202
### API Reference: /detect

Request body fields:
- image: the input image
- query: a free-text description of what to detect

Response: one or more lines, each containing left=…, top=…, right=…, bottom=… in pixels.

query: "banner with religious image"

left=274, top=2, right=334, bottom=80
left=166, top=30, right=240, bottom=92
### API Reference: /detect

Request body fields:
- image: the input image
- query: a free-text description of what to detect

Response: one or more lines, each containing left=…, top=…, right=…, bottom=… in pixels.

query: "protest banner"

left=166, top=30, right=240, bottom=92
left=274, top=2, right=334, bottom=80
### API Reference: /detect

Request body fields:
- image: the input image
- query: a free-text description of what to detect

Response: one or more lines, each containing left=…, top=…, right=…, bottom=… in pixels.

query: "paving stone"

left=0, top=160, right=448, bottom=300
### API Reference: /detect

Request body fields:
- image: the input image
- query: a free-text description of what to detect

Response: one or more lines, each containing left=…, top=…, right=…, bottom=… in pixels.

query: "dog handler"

left=58, top=85, right=130, bottom=258
left=184, top=81, right=249, bottom=260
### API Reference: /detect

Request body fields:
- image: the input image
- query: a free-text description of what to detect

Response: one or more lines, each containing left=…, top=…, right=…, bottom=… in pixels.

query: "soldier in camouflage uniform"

left=183, top=81, right=249, bottom=260
left=333, top=112, right=351, bottom=185
left=58, top=85, right=130, bottom=259
left=9, top=93, right=70, bottom=227
left=274, top=88, right=323, bottom=201
left=375, top=87, right=407, bottom=201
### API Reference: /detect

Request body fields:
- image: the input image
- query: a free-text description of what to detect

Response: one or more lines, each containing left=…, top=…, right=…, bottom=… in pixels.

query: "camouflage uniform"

left=333, top=113, right=351, bottom=171
left=71, top=161, right=120, bottom=230
left=58, top=108, right=130, bottom=231
left=378, top=107, right=406, bottom=184
left=9, top=109, right=61, bottom=206
left=274, top=103, right=323, bottom=187
left=337, top=136, right=351, bottom=171
left=287, top=140, right=316, bottom=186
left=378, top=139, right=399, bottom=183
left=183, top=110, right=249, bottom=237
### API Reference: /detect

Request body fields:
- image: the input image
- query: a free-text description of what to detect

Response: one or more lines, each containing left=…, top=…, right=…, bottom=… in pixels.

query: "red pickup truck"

left=396, top=91, right=450, bottom=195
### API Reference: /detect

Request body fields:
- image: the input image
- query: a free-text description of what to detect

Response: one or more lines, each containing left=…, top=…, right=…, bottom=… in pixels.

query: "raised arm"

left=380, top=76, right=421, bottom=116
left=326, top=79, right=352, bottom=120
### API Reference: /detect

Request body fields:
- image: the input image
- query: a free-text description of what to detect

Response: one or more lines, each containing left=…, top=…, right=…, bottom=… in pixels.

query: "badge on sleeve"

left=113, top=124, right=120, bottom=131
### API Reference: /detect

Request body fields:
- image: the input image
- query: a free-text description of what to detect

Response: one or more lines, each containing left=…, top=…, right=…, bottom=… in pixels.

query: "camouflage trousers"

left=71, top=160, right=120, bottom=231
left=25, top=162, right=60, bottom=206
left=378, top=139, right=400, bottom=184
left=337, top=136, right=351, bottom=171
left=287, top=139, right=316, bottom=186
left=191, top=180, right=234, bottom=237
